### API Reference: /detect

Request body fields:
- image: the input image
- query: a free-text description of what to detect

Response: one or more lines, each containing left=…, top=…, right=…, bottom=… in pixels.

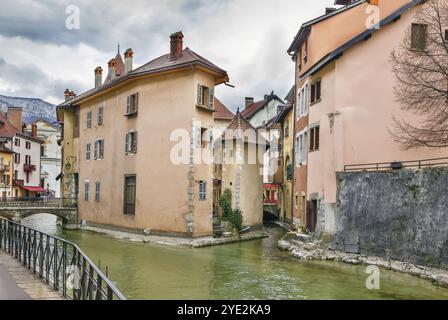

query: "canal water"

left=22, top=214, right=448, bottom=300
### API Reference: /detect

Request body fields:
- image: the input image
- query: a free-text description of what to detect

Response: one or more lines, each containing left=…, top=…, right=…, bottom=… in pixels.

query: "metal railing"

left=344, top=157, right=448, bottom=172
left=0, top=198, right=77, bottom=208
left=0, top=218, right=126, bottom=300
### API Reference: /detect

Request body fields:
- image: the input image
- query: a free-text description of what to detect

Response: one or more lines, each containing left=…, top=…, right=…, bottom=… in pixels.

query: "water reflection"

left=21, top=214, right=448, bottom=300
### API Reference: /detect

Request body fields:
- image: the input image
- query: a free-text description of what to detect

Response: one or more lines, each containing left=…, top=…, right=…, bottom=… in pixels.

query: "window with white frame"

left=296, top=130, right=308, bottom=166
left=296, top=83, right=308, bottom=118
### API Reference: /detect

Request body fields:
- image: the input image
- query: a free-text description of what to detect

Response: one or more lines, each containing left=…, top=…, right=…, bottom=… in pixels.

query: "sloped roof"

left=301, top=0, right=424, bottom=79
left=0, top=112, right=20, bottom=138
left=214, top=98, right=234, bottom=120
left=0, top=145, right=13, bottom=154
left=0, top=112, right=44, bottom=143
left=218, top=111, right=268, bottom=145
left=58, top=47, right=228, bottom=108
left=240, top=93, right=284, bottom=119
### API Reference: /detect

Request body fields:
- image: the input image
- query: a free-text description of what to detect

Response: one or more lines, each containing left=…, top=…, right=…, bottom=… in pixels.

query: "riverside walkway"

left=0, top=250, right=62, bottom=300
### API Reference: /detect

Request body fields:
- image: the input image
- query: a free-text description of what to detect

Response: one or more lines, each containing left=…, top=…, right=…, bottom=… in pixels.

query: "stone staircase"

left=213, top=220, right=223, bottom=238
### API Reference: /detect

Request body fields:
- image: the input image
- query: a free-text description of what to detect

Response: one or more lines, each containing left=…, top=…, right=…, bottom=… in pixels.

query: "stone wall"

left=329, top=167, right=448, bottom=269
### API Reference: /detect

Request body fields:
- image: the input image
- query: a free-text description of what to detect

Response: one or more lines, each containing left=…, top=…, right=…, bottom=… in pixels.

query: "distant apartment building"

left=287, top=0, right=448, bottom=233
left=0, top=108, right=43, bottom=198
left=26, top=119, right=62, bottom=197
left=57, top=32, right=230, bottom=237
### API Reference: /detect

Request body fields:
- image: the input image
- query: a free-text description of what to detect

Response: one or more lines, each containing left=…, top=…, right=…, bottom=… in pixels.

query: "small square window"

left=411, top=23, right=427, bottom=51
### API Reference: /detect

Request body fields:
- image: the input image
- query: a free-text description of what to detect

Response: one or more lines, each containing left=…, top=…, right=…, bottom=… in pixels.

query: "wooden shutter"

left=209, top=88, right=215, bottom=109
left=316, top=80, right=321, bottom=101
left=135, top=93, right=139, bottom=113
left=94, top=141, right=98, bottom=159
left=197, top=85, right=203, bottom=105
left=315, top=127, right=320, bottom=150
left=126, top=96, right=131, bottom=114
left=100, top=139, right=104, bottom=158
left=133, top=132, right=138, bottom=153
left=125, top=133, right=129, bottom=154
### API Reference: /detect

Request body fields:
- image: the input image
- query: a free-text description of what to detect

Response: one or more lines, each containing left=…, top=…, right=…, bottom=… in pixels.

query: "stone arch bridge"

left=0, top=198, right=78, bottom=229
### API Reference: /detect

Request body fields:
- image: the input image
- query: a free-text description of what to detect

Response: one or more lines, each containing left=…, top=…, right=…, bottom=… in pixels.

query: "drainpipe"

left=291, top=55, right=298, bottom=231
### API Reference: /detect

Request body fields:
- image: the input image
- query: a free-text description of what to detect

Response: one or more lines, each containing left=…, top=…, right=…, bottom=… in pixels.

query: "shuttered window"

left=95, top=182, right=100, bottom=202
left=94, top=139, right=104, bottom=160
left=87, top=111, right=92, bottom=128
left=126, top=93, right=139, bottom=115
left=86, top=143, right=91, bottom=160
left=125, top=131, right=138, bottom=154
left=98, top=106, right=104, bottom=125
left=197, top=85, right=214, bottom=109
left=411, top=23, right=427, bottom=50
left=84, top=181, right=89, bottom=202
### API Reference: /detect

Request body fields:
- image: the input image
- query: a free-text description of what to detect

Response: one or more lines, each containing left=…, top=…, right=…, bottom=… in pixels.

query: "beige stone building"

left=213, top=111, right=267, bottom=229
left=57, top=32, right=230, bottom=237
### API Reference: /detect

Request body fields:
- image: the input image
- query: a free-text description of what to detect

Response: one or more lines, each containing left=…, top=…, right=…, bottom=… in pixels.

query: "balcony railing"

left=13, top=179, right=24, bottom=186
left=0, top=218, right=126, bottom=300
left=344, top=157, right=448, bottom=172
left=24, top=163, right=37, bottom=172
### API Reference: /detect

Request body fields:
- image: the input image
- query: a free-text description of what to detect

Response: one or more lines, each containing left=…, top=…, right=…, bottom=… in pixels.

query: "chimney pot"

left=64, top=89, right=71, bottom=102
left=108, top=58, right=117, bottom=80
left=245, top=97, right=254, bottom=108
left=124, top=48, right=134, bottom=73
left=170, top=31, right=184, bottom=61
left=94, top=66, right=103, bottom=88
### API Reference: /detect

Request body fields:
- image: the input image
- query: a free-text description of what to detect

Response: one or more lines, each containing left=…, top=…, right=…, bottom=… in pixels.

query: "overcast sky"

left=0, top=0, right=338, bottom=110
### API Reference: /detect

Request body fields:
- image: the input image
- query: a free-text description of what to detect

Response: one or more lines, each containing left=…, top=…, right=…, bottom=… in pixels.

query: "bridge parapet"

left=0, top=198, right=78, bottom=230
left=0, top=198, right=77, bottom=208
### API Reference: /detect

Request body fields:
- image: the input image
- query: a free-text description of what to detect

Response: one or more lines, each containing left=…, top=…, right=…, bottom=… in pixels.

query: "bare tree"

left=391, top=0, right=448, bottom=149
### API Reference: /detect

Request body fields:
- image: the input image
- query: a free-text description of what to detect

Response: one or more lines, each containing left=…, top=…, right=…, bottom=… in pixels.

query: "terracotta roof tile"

left=214, top=98, right=234, bottom=120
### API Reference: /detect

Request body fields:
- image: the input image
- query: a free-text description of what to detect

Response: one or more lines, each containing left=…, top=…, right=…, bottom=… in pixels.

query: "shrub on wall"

left=219, top=188, right=244, bottom=231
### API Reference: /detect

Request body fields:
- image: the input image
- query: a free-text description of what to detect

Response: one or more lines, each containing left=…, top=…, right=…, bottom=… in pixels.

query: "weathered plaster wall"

left=329, top=168, right=448, bottom=268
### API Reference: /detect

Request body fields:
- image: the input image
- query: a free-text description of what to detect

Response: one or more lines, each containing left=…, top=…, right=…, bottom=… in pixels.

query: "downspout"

left=290, top=53, right=298, bottom=230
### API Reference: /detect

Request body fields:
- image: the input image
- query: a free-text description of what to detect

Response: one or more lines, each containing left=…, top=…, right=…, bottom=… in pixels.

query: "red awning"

left=19, top=186, right=47, bottom=192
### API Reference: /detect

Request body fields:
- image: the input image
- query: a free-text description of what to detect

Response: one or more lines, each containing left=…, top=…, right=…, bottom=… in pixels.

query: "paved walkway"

left=0, top=251, right=63, bottom=300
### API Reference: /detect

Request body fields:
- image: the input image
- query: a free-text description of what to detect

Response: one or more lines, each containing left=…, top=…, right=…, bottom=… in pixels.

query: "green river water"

left=22, top=214, right=448, bottom=300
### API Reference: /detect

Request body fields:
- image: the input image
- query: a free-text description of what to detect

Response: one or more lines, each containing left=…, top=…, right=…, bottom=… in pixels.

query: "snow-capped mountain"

left=0, top=95, right=57, bottom=124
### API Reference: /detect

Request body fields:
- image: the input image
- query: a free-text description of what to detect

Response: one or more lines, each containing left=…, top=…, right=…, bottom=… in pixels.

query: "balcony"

left=24, top=163, right=37, bottom=173
left=0, top=164, right=10, bottom=172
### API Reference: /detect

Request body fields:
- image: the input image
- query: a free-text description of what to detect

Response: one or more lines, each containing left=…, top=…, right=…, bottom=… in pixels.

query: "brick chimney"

left=108, top=58, right=117, bottom=81
left=245, top=97, right=254, bottom=108
left=94, top=66, right=103, bottom=88
left=31, top=124, right=37, bottom=138
left=124, top=48, right=134, bottom=73
left=7, top=107, right=23, bottom=131
left=70, top=91, right=76, bottom=99
left=170, top=31, right=184, bottom=61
